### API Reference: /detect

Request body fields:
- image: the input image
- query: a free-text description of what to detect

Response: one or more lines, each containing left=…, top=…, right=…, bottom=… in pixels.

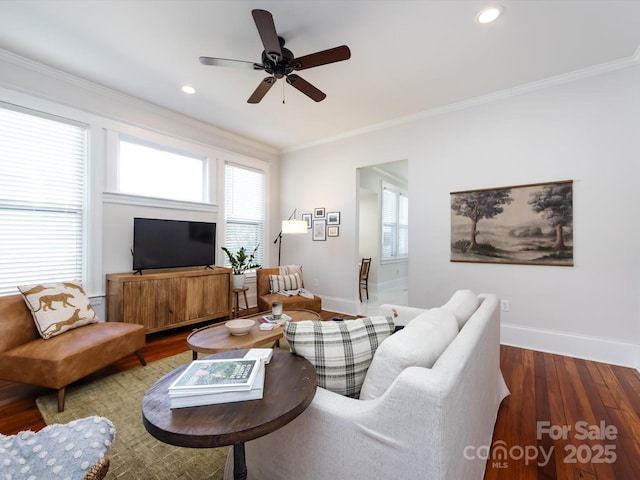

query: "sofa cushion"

left=0, top=321, right=146, bottom=389
left=284, top=316, right=394, bottom=398
left=18, top=282, right=99, bottom=339
left=359, top=308, right=458, bottom=400
left=441, top=289, right=479, bottom=329
left=269, top=272, right=303, bottom=293
left=0, top=416, right=114, bottom=479
left=279, top=264, right=303, bottom=276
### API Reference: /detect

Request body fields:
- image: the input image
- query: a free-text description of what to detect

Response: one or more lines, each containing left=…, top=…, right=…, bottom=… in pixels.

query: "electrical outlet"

left=313, top=278, right=319, bottom=288
left=500, top=300, right=510, bottom=312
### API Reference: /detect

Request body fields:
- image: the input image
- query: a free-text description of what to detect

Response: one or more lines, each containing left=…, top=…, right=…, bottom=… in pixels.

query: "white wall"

left=281, top=64, right=640, bottom=368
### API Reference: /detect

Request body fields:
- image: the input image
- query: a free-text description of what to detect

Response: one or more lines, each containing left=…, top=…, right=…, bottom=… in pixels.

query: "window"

left=224, top=163, right=265, bottom=269
left=118, top=137, right=206, bottom=203
left=381, top=183, right=408, bottom=261
left=0, top=104, right=87, bottom=295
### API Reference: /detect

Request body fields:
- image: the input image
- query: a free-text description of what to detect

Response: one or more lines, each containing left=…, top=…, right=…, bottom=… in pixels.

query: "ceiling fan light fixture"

left=181, top=85, right=196, bottom=95
left=477, top=6, right=503, bottom=24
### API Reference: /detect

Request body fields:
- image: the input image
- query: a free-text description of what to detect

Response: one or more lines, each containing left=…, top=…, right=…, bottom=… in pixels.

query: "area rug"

left=36, top=351, right=228, bottom=480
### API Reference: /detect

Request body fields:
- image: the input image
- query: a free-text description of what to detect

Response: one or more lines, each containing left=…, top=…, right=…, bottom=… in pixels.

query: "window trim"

left=223, top=161, right=267, bottom=274
left=104, top=128, right=219, bottom=207
left=116, top=134, right=209, bottom=204
left=380, top=181, right=409, bottom=263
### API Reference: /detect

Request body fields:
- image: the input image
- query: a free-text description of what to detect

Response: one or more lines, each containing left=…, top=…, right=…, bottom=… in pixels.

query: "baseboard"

left=321, top=295, right=361, bottom=316
left=374, top=277, right=408, bottom=292
left=501, top=322, right=640, bottom=371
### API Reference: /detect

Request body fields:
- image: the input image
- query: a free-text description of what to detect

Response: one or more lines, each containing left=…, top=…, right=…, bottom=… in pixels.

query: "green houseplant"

left=221, top=245, right=261, bottom=288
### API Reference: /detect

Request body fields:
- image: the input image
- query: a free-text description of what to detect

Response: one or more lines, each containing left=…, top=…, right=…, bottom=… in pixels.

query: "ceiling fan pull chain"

left=282, top=77, right=286, bottom=104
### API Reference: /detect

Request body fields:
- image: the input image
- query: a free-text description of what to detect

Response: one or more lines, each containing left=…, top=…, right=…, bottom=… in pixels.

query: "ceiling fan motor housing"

left=261, top=45, right=295, bottom=78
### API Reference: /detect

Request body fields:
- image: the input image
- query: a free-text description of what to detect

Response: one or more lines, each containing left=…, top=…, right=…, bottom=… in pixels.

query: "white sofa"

left=224, top=291, right=509, bottom=480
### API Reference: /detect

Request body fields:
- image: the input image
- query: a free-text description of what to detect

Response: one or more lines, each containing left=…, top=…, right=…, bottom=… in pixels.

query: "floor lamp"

left=274, top=209, right=307, bottom=266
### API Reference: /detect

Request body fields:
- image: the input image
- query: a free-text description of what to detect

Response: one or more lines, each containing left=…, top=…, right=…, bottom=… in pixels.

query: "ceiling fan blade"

left=252, top=9, right=282, bottom=61
left=248, top=77, right=276, bottom=103
left=286, top=74, right=326, bottom=102
left=293, top=45, right=351, bottom=71
left=199, top=56, right=263, bottom=70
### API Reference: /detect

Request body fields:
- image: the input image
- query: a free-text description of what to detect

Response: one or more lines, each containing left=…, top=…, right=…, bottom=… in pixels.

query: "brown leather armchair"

left=256, top=267, right=322, bottom=313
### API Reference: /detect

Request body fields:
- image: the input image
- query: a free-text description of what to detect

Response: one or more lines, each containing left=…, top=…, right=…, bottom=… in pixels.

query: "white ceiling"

left=0, top=1, right=639, bottom=152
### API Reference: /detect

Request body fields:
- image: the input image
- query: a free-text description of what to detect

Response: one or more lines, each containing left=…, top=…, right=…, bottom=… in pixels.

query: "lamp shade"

left=282, top=219, right=307, bottom=234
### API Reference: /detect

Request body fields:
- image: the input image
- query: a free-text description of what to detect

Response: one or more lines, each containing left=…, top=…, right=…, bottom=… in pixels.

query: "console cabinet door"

left=122, top=278, right=184, bottom=331
left=185, top=274, right=230, bottom=321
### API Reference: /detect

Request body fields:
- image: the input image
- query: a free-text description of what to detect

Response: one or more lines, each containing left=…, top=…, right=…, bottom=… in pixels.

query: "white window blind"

left=0, top=104, right=87, bottom=296
left=224, top=163, right=265, bottom=268
left=118, top=138, right=205, bottom=203
left=399, top=193, right=409, bottom=256
left=381, top=183, right=408, bottom=261
left=382, top=189, right=397, bottom=259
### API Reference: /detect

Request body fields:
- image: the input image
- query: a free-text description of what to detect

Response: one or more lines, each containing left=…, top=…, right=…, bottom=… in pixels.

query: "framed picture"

left=314, top=207, right=325, bottom=218
left=312, top=219, right=326, bottom=241
left=327, top=226, right=339, bottom=237
left=327, top=211, right=340, bottom=225
left=450, top=180, right=573, bottom=266
left=302, top=213, right=312, bottom=229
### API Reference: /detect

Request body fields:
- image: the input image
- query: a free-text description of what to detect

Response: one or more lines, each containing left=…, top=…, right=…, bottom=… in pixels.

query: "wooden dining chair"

left=359, top=258, right=372, bottom=302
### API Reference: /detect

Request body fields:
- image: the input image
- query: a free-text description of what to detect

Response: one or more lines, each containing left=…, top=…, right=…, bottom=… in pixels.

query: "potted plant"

left=221, top=245, right=261, bottom=288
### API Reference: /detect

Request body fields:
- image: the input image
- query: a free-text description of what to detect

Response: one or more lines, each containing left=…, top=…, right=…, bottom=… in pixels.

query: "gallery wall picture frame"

left=450, top=180, right=573, bottom=266
left=314, top=207, right=325, bottom=218
left=327, top=226, right=339, bottom=237
left=302, top=213, right=312, bottom=229
left=327, top=211, right=340, bottom=225
left=312, top=219, right=326, bottom=241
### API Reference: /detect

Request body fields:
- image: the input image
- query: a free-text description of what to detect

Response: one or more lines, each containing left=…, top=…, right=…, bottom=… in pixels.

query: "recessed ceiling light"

left=181, top=85, right=196, bottom=95
left=477, top=6, right=503, bottom=24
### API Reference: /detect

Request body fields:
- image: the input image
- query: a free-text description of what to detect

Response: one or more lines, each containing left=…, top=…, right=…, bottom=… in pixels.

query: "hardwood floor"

left=486, top=346, right=640, bottom=480
left=2, top=313, right=639, bottom=479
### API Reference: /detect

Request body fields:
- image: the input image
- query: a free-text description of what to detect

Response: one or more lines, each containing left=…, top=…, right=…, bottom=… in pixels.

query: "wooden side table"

left=142, top=349, right=317, bottom=480
left=232, top=287, right=249, bottom=318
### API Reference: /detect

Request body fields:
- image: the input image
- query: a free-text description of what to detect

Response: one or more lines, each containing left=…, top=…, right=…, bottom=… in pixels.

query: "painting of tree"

left=528, top=183, right=573, bottom=251
left=451, top=180, right=573, bottom=266
left=450, top=189, right=513, bottom=253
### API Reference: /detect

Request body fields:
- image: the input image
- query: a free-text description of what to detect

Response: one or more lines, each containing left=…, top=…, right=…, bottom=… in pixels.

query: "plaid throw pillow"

left=284, top=316, right=395, bottom=398
left=269, top=272, right=302, bottom=293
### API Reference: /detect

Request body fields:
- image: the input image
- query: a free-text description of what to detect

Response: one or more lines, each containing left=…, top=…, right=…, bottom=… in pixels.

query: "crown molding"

left=0, top=48, right=278, bottom=159
left=284, top=49, right=640, bottom=154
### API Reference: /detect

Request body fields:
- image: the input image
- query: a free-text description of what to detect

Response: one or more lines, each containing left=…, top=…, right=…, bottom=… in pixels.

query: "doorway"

left=357, top=160, right=408, bottom=316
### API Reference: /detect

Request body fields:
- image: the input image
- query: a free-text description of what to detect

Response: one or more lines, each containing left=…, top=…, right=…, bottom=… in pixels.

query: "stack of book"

left=261, top=313, right=292, bottom=323
left=168, top=356, right=265, bottom=409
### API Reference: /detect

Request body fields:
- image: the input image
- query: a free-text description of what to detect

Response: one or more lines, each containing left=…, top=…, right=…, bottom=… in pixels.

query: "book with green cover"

left=168, top=358, right=260, bottom=393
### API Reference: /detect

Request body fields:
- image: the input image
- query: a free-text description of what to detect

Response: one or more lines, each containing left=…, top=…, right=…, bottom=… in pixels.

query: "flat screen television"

left=133, top=218, right=216, bottom=272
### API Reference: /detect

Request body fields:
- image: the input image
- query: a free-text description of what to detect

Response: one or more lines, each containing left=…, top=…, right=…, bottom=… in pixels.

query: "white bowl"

left=225, top=319, right=255, bottom=336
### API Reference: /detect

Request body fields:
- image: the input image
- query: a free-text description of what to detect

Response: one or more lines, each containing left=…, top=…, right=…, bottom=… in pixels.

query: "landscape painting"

left=450, top=180, right=573, bottom=266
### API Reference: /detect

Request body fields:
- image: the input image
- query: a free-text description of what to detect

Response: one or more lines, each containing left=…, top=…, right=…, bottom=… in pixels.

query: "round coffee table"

left=142, top=349, right=317, bottom=480
left=187, top=309, right=321, bottom=360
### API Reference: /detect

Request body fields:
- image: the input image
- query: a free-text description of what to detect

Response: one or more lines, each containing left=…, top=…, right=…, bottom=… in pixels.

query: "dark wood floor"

left=487, top=346, right=640, bottom=480
left=2, top=311, right=639, bottom=479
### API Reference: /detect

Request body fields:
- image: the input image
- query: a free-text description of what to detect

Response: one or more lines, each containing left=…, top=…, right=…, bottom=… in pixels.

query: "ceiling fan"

left=199, top=9, right=351, bottom=103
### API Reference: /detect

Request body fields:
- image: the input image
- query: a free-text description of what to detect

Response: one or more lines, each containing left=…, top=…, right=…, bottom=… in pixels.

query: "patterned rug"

left=36, top=351, right=228, bottom=479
